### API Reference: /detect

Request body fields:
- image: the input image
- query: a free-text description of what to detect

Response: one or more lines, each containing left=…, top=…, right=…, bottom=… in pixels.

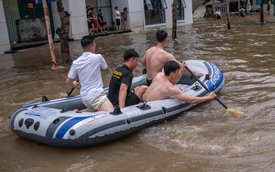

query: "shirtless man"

left=141, top=29, right=203, bottom=86
left=143, top=61, right=217, bottom=104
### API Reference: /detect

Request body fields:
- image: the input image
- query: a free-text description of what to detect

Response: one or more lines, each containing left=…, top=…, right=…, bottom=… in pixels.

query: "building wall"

left=0, top=0, right=195, bottom=55
left=193, top=0, right=203, bottom=12
left=51, top=0, right=88, bottom=40
left=53, top=0, right=195, bottom=34
left=184, top=0, right=194, bottom=24
left=111, top=0, right=193, bottom=31
left=165, top=0, right=193, bottom=28
left=127, top=0, right=144, bottom=31
left=0, top=0, right=11, bottom=54
left=50, top=1, right=61, bottom=39
left=2, top=0, right=20, bottom=42
left=68, top=0, right=88, bottom=40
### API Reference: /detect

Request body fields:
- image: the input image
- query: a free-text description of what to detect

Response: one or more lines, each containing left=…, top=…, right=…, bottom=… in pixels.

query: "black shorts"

left=99, top=21, right=104, bottom=26
left=146, top=78, right=153, bottom=86
left=125, top=91, right=140, bottom=106
left=88, top=22, right=93, bottom=28
left=116, top=19, right=120, bottom=26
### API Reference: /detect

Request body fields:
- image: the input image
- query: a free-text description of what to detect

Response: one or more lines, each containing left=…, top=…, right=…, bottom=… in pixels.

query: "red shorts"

left=92, top=20, right=98, bottom=28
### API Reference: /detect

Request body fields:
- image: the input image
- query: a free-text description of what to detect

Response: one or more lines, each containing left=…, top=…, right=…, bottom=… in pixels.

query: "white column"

left=67, top=0, right=88, bottom=40
left=51, top=0, right=88, bottom=40
left=0, top=0, right=11, bottom=54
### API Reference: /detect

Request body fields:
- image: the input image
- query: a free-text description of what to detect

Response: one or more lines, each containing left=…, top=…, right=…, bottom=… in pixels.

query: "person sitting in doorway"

left=239, top=7, right=245, bottom=17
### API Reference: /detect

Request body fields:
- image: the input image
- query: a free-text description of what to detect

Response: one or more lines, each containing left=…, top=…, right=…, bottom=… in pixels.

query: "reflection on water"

left=1, top=14, right=275, bottom=171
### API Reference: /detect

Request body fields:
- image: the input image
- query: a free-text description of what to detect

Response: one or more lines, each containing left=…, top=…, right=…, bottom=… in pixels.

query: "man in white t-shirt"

left=114, top=6, right=121, bottom=32
left=215, top=9, right=222, bottom=20
left=66, top=35, right=114, bottom=112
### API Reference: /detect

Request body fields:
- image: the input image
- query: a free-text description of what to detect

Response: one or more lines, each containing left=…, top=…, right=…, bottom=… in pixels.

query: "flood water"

left=1, top=14, right=275, bottom=171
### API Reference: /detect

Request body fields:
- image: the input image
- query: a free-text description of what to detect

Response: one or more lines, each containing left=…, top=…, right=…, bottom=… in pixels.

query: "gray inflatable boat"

left=8, top=60, right=224, bottom=148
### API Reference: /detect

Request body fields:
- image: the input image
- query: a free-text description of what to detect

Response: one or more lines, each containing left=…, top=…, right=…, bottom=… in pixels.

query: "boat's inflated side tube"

left=9, top=108, right=27, bottom=129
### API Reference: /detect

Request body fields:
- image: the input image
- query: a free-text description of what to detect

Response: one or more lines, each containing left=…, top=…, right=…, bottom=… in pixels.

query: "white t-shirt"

left=216, top=10, right=221, bottom=16
left=115, top=10, right=120, bottom=19
left=68, top=52, right=108, bottom=101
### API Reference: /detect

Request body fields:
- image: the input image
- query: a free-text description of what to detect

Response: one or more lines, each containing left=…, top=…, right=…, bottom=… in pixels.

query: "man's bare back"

left=141, top=46, right=175, bottom=80
left=143, top=61, right=217, bottom=104
left=141, top=29, right=204, bottom=86
left=143, top=72, right=176, bottom=101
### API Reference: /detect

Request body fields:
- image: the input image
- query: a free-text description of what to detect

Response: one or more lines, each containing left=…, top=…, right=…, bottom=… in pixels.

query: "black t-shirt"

left=87, top=13, right=92, bottom=22
left=98, top=13, right=103, bottom=23
left=108, top=64, right=133, bottom=106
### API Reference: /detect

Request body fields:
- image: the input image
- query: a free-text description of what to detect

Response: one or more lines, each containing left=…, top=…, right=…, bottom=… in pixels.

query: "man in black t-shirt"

left=98, top=9, right=106, bottom=34
left=108, top=49, right=148, bottom=108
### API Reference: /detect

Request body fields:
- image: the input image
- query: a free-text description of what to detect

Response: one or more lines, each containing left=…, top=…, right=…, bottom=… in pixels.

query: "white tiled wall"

left=0, top=0, right=11, bottom=54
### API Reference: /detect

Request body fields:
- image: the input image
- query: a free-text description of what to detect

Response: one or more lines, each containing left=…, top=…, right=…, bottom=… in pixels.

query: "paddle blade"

left=227, top=108, right=245, bottom=115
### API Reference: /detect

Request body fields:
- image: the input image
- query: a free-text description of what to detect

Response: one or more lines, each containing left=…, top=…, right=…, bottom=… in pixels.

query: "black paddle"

left=67, top=79, right=79, bottom=96
left=185, top=66, right=244, bottom=115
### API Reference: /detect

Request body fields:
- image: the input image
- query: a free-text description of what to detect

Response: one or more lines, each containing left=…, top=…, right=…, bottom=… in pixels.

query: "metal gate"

left=3, top=0, right=20, bottom=42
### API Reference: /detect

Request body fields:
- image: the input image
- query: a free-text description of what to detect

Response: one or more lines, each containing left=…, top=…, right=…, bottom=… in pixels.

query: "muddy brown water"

left=1, top=14, right=275, bottom=172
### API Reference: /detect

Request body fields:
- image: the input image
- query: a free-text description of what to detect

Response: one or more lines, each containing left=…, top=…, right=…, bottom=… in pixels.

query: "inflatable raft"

left=8, top=60, right=224, bottom=148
